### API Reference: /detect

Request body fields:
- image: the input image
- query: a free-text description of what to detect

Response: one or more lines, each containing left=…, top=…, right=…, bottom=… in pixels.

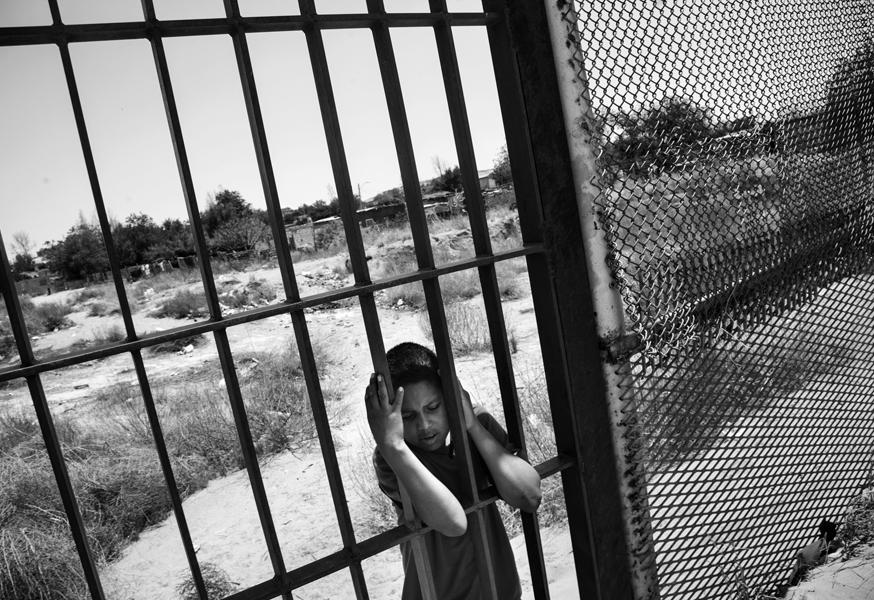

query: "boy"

left=365, top=342, right=542, bottom=600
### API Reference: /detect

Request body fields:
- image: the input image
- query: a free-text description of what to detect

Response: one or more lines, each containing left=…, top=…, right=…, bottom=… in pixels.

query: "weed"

left=419, top=302, right=517, bottom=356
left=218, top=277, right=277, bottom=309
left=91, top=324, right=126, bottom=345
left=150, top=334, right=207, bottom=354
left=150, top=289, right=209, bottom=319
left=837, top=483, right=874, bottom=559
left=346, top=428, right=399, bottom=537
left=28, top=301, right=74, bottom=333
left=87, top=301, right=120, bottom=317
left=0, top=526, right=88, bottom=600
left=176, top=562, right=238, bottom=600
left=74, top=287, right=106, bottom=303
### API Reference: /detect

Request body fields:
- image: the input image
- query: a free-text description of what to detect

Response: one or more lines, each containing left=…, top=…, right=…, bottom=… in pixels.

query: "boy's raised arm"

left=365, top=373, right=467, bottom=537
left=458, top=381, right=543, bottom=513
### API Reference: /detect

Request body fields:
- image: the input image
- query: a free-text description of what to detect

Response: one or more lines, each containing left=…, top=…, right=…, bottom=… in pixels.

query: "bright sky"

left=0, top=0, right=862, bottom=256
left=0, top=0, right=504, bottom=253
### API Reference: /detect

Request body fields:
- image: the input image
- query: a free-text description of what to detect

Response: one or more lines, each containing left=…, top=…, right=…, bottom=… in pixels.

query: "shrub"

left=150, top=334, right=207, bottom=354
left=91, top=324, right=126, bottom=345
left=0, top=526, right=88, bottom=600
left=150, top=289, right=209, bottom=319
left=87, top=301, right=120, bottom=317
left=218, top=277, right=277, bottom=309
left=28, top=301, right=74, bottom=333
left=74, top=287, right=106, bottom=303
left=176, top=562, right=238, bottom=600
left=419, top=303, right=517, bottom=356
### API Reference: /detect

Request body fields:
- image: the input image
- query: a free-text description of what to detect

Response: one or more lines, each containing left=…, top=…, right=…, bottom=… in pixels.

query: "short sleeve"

left=474, top=408, right=519, bottom=455
left=372, top=447, right=403, bottom=509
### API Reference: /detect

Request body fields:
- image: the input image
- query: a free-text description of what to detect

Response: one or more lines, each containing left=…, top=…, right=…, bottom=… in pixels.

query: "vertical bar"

left=221, top=1, right=370, bottom=597
left=297, top=4, right=441, bottom=597
left=503, top=0, right=652, bottom=598
left=479, top=2, right=553, bottom=597
left=540, top=3, right=658, bottom=597
left=141, top=4, right=291, bottom=597
left=55, top=2, right=212, bottom=595
left=0, top=230, right=106, bottom=600
left=427, top=5, right=505, bottom=597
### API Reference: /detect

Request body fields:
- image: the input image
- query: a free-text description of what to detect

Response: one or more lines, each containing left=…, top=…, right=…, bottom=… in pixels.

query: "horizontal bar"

left=0, top=12, right=497, bottom=47
left=0, top=246, right=539, bottom=383
left=217, top=455, right=572, bottom=600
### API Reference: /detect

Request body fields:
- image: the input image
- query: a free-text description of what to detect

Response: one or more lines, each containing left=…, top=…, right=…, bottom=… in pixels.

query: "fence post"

left=501, top=1, right=660, bottom=598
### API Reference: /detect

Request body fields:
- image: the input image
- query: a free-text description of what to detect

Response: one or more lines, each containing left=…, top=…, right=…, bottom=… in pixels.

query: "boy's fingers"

left=393, top=387, right=404, bottom=413
left=377, top=373, right=390, bottom=406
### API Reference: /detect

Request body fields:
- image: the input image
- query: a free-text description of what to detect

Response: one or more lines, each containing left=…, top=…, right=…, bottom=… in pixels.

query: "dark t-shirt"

left=372, top=411, right=522, bottom=600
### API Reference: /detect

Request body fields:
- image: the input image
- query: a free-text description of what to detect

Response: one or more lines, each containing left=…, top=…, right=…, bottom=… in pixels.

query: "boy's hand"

left=456, top=376, right=477, bottom=431
left=365, top=373, right=405, bottom=450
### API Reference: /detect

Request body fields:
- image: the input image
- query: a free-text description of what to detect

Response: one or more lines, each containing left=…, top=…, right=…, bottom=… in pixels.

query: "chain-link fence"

left=556, top=1, right=874, bottom=597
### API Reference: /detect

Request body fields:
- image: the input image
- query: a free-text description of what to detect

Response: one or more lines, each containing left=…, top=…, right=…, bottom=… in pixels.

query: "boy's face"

left=401, top=379, right=450, bottom=451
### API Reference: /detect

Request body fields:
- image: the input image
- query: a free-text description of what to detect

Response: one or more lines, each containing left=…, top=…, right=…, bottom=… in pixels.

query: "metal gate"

left=0, top=2, right=633, bottom=599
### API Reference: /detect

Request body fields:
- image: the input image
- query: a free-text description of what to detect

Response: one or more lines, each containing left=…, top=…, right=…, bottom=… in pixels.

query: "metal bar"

left=213, top=329, right=292, bottom=598
left=362, top=2, right=446, bottom=596
left=498, top=1, right=653, bottom=598
left=297, top=1, right=438, bottom=597
left=0, top=246, right=540, bottom=383
left=0, top=231, right=105, bottom=600
left=422, top=5, right=500, bottom=598
left=478, top=3, right=558, bottom=598
left=221, top=2, right=368, bottom=595
left=542, top=1, right=659, bottom=596
left=142, top=3, right=292, bottom=595
left=0, top=13, right=498, bottom=47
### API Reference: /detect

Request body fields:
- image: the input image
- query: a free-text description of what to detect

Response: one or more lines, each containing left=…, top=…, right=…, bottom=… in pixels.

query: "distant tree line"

left=13, top=145, right=518, bottom=280
left=600, top=40, right=871, bottom=175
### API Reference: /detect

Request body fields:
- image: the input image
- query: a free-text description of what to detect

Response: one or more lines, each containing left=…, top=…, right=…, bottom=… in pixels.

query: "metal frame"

left=0, top=2, right=633, bottom=599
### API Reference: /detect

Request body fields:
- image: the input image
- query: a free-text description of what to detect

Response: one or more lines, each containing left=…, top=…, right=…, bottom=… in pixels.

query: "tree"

left=607, top=97, right=713, bottom=174
left=201, top=189, right=252, bottom=237
left=490, top=145, right=513, bottom=187
left=428, top=165, right=462, bottom=193
left=40, top=218, right=110, bottom=279
left=10, top=231, right=35, bottom=277
left=211, top=215, right=271, bottom=252
left=824, top=40, right=874, bottom=152
left=113, top=213, right=163, bottom=266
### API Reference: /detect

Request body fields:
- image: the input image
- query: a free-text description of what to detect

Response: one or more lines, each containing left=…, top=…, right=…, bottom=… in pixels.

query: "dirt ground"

left=2, top=258, right=579, bottom=599
left=4, top=257, right=872, bottom=599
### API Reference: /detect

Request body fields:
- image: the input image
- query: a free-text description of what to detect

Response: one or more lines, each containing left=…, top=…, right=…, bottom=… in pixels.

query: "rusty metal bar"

left=498, top=1, right=646, bottom=598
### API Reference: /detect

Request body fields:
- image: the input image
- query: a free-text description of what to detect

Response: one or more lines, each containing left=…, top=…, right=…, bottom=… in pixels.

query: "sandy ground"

left=4, top=261, right=579, bottom=599
left=4, top=262, right=872, bottom=599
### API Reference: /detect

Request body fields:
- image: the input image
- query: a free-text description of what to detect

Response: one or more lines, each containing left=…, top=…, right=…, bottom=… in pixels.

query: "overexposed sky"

left=0, top=0, right=503, bottom=252
left=1, top=0, right=865, bottom=255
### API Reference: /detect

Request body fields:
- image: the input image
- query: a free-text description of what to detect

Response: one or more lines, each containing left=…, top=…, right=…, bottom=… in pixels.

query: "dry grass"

left=418, top=302, right=518, bottom=356
left=176, top=562, right=238, bottom=600
left=149, top=288, right=209, bottom=319
left=0, top=339, right=336, bottom=598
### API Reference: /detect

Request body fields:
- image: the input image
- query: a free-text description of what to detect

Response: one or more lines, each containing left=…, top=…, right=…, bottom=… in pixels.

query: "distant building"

left=478, top=169, right=497, bottom=191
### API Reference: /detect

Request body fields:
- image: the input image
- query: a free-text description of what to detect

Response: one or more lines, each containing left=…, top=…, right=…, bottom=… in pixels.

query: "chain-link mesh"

left=562, top=1, right=874, bottom=597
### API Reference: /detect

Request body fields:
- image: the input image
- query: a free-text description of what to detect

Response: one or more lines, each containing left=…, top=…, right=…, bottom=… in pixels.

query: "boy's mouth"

left=419, top=431, right=441, bottom=446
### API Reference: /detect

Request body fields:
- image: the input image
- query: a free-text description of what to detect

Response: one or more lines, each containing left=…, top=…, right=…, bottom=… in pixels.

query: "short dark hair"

left=386, top=342, right=440, bottom=389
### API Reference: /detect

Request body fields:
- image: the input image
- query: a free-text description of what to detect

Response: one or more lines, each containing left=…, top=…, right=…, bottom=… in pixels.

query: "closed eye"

left=426, top=402, right=441, bottom=411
